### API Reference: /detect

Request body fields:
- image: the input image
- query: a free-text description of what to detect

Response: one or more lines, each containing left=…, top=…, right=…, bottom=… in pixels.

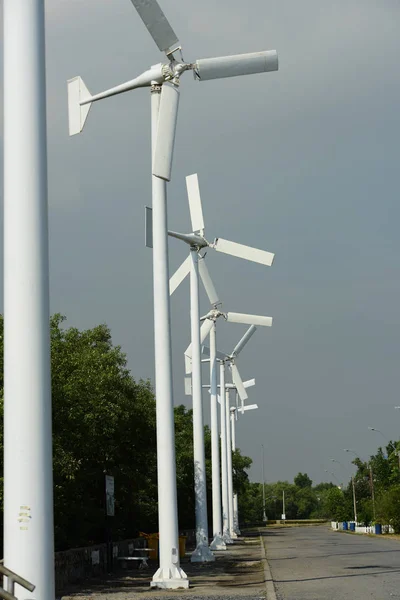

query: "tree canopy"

left=0, top=314, right=253, bottom=550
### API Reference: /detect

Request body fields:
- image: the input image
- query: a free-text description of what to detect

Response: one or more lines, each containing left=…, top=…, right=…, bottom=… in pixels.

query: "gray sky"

left=2, top=0, right=400, bottom=486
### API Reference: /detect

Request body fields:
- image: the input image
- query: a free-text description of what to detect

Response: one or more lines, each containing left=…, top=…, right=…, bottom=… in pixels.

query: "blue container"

left=343, top=522, right=348, bottom=531
left=375, top=524, right=382, bottom=535
left=350, top=522, right=355, bottom=532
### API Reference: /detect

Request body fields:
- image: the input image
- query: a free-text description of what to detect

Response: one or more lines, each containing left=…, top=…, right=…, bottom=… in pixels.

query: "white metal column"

left=190, top=248, right=214, bottom=562
left=150, top=87, right=188, bottom=588
left=230, top=407, right=240, bottom=535
left=209, top=322, right=226, bottom=550
left=3, top=1, right=54, bottom=597
left=226, top=389, right=236, bottom=538
left=220, top=364, right=232, bottom=543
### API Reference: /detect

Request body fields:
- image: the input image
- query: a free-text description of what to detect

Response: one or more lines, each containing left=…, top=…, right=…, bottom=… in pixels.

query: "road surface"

left=264, top=525, right=400, bottom=599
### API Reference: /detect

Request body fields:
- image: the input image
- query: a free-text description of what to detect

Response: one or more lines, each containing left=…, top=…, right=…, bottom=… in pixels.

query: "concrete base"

left=223, top=531, right=234, bottom=544
left=210, top=534, right=227, bottom=550
left=151, top=566, right=189, bottom=589
left=191, top=542, right=215, bottom=563
left=230, top=531, right=238, bottom=539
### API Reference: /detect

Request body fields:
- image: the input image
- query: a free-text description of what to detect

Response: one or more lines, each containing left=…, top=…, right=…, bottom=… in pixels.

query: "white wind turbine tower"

left=3, top=0, right=53, bottom=597
left=165, top=173, right=274, bottom=552
left=68, top=0, right=278, bottom=588
left=202, top=375, right=256, bottom=546
left=230, top=400, right=259, bottom=535
left=202, top=325, right=271, bottom=540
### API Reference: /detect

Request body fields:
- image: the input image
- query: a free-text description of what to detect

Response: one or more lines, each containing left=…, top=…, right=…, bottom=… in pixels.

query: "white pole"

left=150, top=86, right=188, bottom=589
left=262, top=445, right=267, bottom=522
left=282, top=490, right=286, bottom=520
left=230, top=407, right=240, bottom=535
left=189, top=248, right=214, bottom=563
left=220, top=363, right=232, bottom=543
left=226, top=389, right=236, bottom=538
left=3, top=1, right=54, bottom=597
left=352, top=476, right=357, bottom=524
left=209, top=322, right=226, bottom=550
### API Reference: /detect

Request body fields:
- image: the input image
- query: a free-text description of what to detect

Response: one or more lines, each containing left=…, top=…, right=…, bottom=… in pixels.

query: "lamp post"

left=331, top=458, right=357, bottom=522
left=324, top=470, right=342, bottom=488
left=261, top=445, right=267, bottom=523
left=344, top=449, right=375, bottom=521
left=330, top=458, right=348, bottom=472
left=368, top=426, right=389, bottom=444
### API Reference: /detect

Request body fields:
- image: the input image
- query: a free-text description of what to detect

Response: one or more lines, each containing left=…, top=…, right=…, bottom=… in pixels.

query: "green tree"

left=294, top=472, right=312, bottom=489
left=325, top=487, right=349, bottom=521
left=376, top=485, right=400, bottom=532
left=50, top=315, right=158, bottom=548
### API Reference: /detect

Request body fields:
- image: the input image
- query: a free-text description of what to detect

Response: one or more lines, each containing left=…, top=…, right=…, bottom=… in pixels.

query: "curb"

left=259, top=534, right=277, bottom=600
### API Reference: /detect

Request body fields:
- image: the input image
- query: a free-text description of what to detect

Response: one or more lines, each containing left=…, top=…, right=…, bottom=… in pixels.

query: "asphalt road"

left=264, top=525, right=400, bottom=600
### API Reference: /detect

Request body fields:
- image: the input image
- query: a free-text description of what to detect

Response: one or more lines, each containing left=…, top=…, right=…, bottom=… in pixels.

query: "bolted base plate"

left=223, top=531, right=234, bottom=544
left=191, top=542, right=215, bottom=563
left=151, top=566, right=189, bottom=589
left=210, top=534, right=227, bottom=550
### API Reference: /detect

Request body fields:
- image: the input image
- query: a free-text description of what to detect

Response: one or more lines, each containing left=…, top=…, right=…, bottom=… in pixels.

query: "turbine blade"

left=198, top=258, right=219, bottom=306
left=201, top=345, right=226, bottom=361
left=243, top=404, right=258, bottom=411
left=130, top=0, right=180, bottom=54
left=200, top=319, right=214, bottom=343
left=184, top=376, right=192, bottom=396
left=185, top=319, right=214, bottom=362
left=195, top=50, right=278, bottom=81
left=213, top=237, right=274, bottom=266
left=227, top=313, right=273, bottom=327
left=243, top=378, right=256, bottom=389
left=169, top=255, right=190, bottom=295
left=201, top=345, right=210, bottom=357
left=153, top=83, right=180, bottom=181
left=67, top=76, right=92, bottom=136
left=231, top=325, right=257, bottom=357
left=231, top=364, right=248, bottom=402
left=184, top=353, right=192, bottom=375
left=186, top=174, right=205, bottom=235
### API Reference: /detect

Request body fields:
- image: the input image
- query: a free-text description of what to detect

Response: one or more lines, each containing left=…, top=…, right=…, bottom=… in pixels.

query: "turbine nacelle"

left=68, top=0, right=278, bottom=182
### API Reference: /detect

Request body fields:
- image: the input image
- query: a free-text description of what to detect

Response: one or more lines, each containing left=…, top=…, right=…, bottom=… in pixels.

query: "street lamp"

left=368, top=426, right=389, bottom=444
left=337, top=454, right=357, bottom=523
left=324, top=470, right=342, bottom=489
left=344, top=449, right=375, bottom=521
left=330, top=458, right=348, bottom=472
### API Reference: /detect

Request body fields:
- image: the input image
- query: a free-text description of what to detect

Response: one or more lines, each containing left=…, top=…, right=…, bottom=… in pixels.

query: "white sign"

left=105, top=475, right=115, bottom=516
left=91, top=550, right=100, bottom=565
left=281, top=514, right=286, bottom=520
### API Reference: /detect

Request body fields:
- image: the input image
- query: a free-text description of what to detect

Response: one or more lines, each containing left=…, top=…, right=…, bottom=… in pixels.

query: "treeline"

left=238, top=472, right=336, bottom=524
left=242, top=445, right=400, bottom=533
left=0, top=315, right=252, bottom=551
left=323, top=447, right=400, bottom=531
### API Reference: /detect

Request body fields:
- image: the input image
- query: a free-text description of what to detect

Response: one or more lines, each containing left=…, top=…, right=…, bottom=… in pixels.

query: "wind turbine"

left=230, top=401, right=259, bottom=535
left=203, top=325, right=270, bottom=541
left=166, top=174, right=273, bottom=551
left=201, top=377, right=256, bottom=545
left=68, top=0, right=278, bottom=588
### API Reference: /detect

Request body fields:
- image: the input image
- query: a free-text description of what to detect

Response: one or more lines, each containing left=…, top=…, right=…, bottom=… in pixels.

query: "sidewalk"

left=60, top=533, right=268, bottom=599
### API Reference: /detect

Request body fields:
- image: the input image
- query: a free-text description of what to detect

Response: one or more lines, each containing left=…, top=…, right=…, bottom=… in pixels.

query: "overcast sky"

left=1, top=0, right=400, bottom=486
